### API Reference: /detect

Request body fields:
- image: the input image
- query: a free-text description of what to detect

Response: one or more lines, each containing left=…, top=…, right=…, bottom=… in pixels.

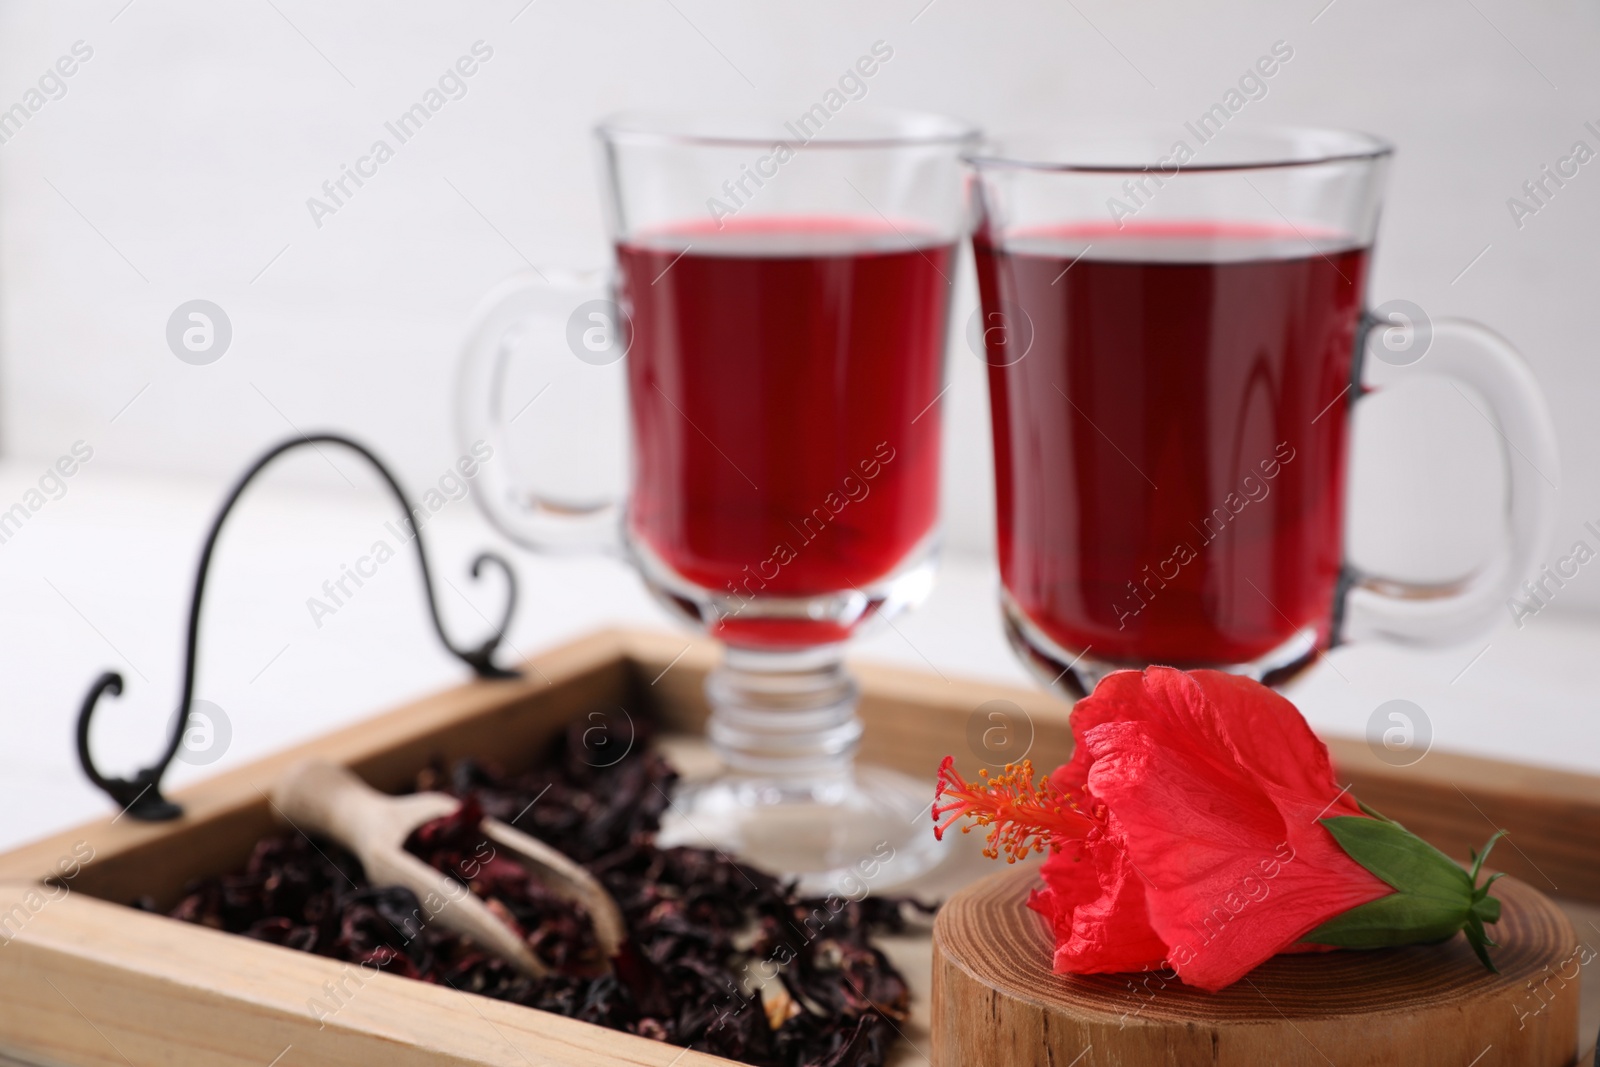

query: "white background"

left=0, top=0, right=1594, bottom=598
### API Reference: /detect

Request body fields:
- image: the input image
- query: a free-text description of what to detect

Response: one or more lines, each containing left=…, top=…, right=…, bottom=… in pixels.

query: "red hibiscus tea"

left=976, top=224, right=1369, bottom=668
left=618, top=219, right=953, bottom=646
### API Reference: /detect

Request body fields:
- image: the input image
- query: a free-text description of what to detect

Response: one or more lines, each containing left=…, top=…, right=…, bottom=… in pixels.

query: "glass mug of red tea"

left=457, top=110, right=977, bottom=890
left=969, top=128, right=1560, bottom=696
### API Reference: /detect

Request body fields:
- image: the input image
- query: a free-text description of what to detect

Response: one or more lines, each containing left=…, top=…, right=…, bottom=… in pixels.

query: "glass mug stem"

left=704, top=646, right=862, bottom=780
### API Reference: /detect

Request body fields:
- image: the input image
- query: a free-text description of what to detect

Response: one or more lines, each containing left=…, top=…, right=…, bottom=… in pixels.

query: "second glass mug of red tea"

left=457, top=110, right=977, bottom=891
left=969, top=128, right=1560, bottom=696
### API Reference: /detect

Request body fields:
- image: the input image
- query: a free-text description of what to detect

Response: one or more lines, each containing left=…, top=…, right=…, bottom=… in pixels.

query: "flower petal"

left=1029, top=828, right=1167, bottom=976
left=1062, top=668, right=1361, bottom=822
left=1071, top=670, right=1390, bottom=991
left=1179, top=670, right=1364, bottom=821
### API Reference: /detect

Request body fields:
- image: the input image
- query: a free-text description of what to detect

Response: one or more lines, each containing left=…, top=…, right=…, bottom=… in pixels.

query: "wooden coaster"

left=933, top=866, right=1583, bottom=1067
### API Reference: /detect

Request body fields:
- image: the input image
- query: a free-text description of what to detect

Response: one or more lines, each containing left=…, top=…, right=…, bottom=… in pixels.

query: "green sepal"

left=1303, top=886, right=1466, bottom=947
left=1320, top=815, right=1470, bottom=899
left=1304, top=816, right=1506, bottom=971
left=1469, top=831, right=1507, bottom=884
left=1355, top=798, right=1399, bottom=825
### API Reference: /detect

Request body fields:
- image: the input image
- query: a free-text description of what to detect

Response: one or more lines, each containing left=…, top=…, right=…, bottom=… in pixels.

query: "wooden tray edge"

left=0, top=879, right=734, bottom=1067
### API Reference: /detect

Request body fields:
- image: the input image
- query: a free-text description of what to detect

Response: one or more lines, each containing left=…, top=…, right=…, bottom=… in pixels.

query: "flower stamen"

left=933, top=756, right=1096, bottom=862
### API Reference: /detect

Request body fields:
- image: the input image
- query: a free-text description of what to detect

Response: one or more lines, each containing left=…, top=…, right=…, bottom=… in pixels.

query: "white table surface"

left=1, top=456, right=1597, bottom=855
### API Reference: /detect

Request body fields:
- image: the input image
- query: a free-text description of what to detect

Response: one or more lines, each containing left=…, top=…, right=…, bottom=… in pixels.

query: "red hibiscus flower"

left=935, top=668, right=1504, bottom=992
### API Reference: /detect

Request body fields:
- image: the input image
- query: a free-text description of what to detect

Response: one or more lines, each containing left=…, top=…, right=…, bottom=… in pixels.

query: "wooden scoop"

left=270, top=759, right=625, bottom=977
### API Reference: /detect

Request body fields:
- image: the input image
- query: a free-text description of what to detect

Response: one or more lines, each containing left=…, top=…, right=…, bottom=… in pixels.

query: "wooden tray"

left=0, top=628, right=1595, bottom=1067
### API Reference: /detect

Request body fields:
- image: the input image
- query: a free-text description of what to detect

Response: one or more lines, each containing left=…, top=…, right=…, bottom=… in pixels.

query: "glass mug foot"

left=659, top=768, right=949, bottom=898
left=654, top=646, right=951, bottom=896
left=999, top=591, right=1322, bottom=700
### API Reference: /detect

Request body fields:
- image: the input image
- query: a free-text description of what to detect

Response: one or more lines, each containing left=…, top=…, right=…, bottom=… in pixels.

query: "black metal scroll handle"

left=75, top=433, right=521, bottom=822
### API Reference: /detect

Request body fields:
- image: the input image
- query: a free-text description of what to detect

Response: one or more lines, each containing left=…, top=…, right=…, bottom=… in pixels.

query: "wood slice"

left=933, top=866, right=1583, bottom=1067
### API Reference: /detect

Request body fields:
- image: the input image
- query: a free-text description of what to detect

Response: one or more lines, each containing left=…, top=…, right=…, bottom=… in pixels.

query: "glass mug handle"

left=1339, top=314, right=1561, bottom=646
left=454, top=270, right=627, bottom=556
